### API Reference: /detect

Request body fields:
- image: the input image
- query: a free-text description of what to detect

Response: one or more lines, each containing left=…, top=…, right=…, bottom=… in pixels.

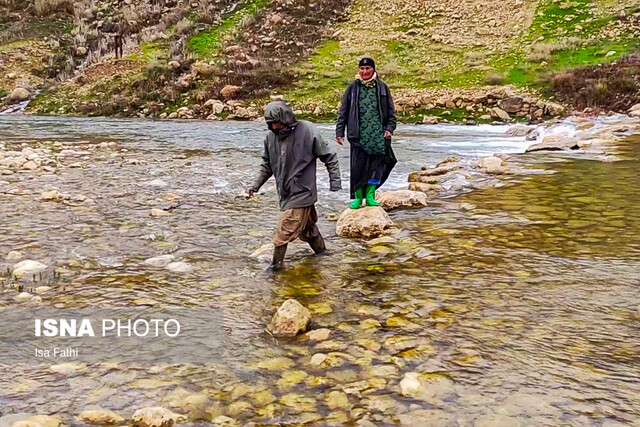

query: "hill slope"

left=1, top=0, right=639, bottom=121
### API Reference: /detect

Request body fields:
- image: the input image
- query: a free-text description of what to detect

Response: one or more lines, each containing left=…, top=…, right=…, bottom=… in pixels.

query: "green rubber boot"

left=365, top=184, right=380, bottom=207
left=350, top=188, right=364, bottom=209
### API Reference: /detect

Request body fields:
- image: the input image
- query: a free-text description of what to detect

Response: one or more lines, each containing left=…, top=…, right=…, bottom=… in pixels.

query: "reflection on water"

left=0, top=117, right=638, bottom=424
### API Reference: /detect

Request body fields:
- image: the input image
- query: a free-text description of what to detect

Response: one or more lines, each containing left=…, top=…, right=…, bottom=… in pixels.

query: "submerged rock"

left=10, top=415, right=62, bottom=427
left=12, top=260, right=47, bottom=278
left=131, top=407, right=186, bottom=427
left=377, top=190, right=428, bottom=211
left=165, top=261, right=193, bottom=273
left=77, top=408, right=125, bottom=425
left=408, top=182, right=444, bottom=194
left=336, top=207, right=395, bottom=238
left=526, top=135, right=579, bottom=152
left=249, top=243, right=274, bottom=261
left=305, top=328, right=331, bottom=341
left=268, top=299, right=311, bottom=337
left=506, top=124, right=534, bottom=137
left=6, top=250, right=24, bottom=260
left=149, top=208, right=171, bottom=217
left=144, top=254, right=175, bottom=267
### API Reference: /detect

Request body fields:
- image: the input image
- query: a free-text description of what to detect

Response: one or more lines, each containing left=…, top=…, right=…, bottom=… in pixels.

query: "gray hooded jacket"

left=252, top=101, right=342, bottom=210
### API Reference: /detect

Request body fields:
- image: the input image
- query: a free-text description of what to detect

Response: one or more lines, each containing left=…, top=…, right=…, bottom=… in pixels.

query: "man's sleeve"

left=313, top=133, right=342, bottom=191
left=385, top=85, right=397, bottom=135
left=335, top=84, right=351, bottom=139
left=252, top=137, right=273, bottom=191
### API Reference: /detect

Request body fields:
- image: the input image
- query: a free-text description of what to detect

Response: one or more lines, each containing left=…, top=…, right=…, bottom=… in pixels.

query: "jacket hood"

left=264, top=101, right=297, bottom=125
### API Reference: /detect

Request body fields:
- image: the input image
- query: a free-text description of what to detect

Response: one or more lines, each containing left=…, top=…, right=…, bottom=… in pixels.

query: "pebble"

left=149, top=208, right=171, bottom=217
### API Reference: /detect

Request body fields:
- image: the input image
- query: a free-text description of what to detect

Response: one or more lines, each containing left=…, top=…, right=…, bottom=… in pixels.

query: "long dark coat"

left=335, top=78, right=398, bottom=198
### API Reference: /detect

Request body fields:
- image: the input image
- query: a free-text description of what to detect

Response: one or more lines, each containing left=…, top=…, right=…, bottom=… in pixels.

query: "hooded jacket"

left=252, top=101, right=342, bottom=210
left=335, top=77, right=397, bottom=142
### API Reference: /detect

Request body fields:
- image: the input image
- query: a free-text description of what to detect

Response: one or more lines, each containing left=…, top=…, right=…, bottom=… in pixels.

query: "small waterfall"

left=0, top=98, right=32, bottom=115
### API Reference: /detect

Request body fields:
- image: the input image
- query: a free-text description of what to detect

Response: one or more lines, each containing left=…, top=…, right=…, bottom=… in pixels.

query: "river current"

left=0, top=116, right=638, bottom=425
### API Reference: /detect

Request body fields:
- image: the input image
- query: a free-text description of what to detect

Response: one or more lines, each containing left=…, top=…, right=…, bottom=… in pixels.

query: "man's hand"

left=336, top=137, right=344, bottom=146
left=247, top=188, right=255, bottom=197
left=384, top=130, right=392, bottom=139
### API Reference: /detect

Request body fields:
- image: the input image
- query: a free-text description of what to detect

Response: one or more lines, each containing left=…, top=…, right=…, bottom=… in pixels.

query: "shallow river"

left=0, top=116, right=638, bottom=425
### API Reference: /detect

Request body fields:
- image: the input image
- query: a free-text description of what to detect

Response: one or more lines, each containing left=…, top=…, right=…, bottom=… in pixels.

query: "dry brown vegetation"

left=549, top=51, right=640, bottom=111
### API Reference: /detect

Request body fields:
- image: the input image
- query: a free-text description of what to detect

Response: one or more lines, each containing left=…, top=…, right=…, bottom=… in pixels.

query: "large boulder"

left=220, top=85, right=241, bottom=100
left=377, top=190, right=428, bottom=211
left=506, top=125, right=534, bottom=137
left=545, top=102, right=565, bottom=116
left=268, top=299, right=310, bottom=337
left=629, top=103, right=640, bottom=117
left=476, top=156, right=506, bottom=174
left=498, top=97, right=523, bottom=113
left=336, top=206, right=395, bottom=238
left=526, top=135, right=579, bottom=152
left=490, top=107, right=511, bottom=121
left=6, top=87, right=31, bottom=104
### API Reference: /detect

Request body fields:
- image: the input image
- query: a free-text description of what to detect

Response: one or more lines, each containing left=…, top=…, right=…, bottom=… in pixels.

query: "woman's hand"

left=336, top=137, right=344, bottom=146
left=384, top=130, right=392, bottom=139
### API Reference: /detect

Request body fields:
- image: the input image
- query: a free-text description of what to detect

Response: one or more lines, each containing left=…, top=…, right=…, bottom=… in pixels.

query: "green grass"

left=187, top=0, right=272, bottom=59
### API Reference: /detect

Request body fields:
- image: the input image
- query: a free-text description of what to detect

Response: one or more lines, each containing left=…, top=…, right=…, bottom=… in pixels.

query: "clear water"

left=0, top=116, right=638, bottom=425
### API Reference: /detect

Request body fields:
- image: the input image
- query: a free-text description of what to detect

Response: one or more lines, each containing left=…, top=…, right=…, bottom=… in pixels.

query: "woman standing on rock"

left=336, top=57, right=397, bottom=209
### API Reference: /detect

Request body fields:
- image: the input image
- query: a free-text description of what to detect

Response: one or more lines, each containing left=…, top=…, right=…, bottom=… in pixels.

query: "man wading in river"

left=248, top=101, right=342, bottom=269
left=336, top=57, right=397, bottom=209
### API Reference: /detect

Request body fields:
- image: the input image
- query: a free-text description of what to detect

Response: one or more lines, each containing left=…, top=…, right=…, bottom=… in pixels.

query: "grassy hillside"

left=1, top=0, right=639, bottom=120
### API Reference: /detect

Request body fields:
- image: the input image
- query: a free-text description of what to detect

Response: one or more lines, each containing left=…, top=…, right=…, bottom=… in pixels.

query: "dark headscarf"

left=359, top=57, right=375, bottom=70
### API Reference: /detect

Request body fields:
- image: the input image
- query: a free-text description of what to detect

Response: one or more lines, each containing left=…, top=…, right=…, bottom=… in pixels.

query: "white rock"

left=6, top=250, right=24, bottom=260
left=131, top=406, right=186, bottom=427
left=144, top=255, right=175, bottom=267
left=147, top=179, right=168, bottom=187
left=12, top=260, right=47, bottom=278
left=15, top=292, right=35, bottom=301
left=165, top=261, right=192, bottom=273
left=249, top=243, right=274, bottom=261
left=399, top=372, right=422, bottom=396
left=34, top=286, right=51, bottom=294
left=268, top=299, right=311, bottom=337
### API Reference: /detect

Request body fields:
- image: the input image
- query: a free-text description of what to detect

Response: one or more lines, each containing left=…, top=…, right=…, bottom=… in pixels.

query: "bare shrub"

left=378, top=61, right=404, bottom=77
left=463, top=50, right=486, bottom=63
left=175, top=18, right=194, bottom=35
left=483, top=72, right=505, bottom=85
left=34, top=0, right=73, bottom=16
